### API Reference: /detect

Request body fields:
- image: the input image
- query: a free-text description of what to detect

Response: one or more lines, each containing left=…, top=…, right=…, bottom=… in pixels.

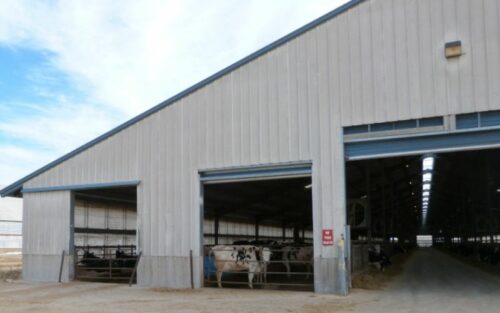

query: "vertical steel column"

left=486, top=156, right=495, bottom=244
left=390, top=182, right=395, bottom=236
left=255, top=218, right=260, bottom=241
left=69, top=192, right=75, bottom=281
left=214, top=215, right=219, bottom=245
left=381, top=166, right=387, bottom=241
left=365, top=164, right=372, bottom=242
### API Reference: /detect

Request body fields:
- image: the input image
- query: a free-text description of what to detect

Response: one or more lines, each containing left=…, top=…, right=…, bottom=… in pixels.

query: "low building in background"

left=0, top=188, right=22, bottom=249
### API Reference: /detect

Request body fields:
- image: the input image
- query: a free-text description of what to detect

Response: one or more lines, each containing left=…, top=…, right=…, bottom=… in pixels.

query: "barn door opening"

left=72, top=185, right=139, bottom=283
left=345, top=149, right=500, bottom=289
left=199, top=164, right=314, bottom=291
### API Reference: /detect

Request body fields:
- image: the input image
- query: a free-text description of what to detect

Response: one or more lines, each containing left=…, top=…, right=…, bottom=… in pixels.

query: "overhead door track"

left=200, top=163, right=312, bottom=184
left=345, top=128, right=500, bottom=160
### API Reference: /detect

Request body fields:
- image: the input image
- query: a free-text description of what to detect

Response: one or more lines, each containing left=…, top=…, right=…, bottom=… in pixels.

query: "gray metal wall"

left=74, top=200, right=136, bottom=247
left=23, top=191, right=72, bottom=282
left=20, top=0, right=500, bottom=293
left=202, top=218, right=311, bottom=245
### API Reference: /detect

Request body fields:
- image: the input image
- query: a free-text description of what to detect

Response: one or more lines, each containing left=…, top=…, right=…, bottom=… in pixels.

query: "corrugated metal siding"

left=201, top=218, right=304, bottom=245
left=333, top=1, right=500, bottom=122
left=73, top=200, right=137, bottom=247
left=21, top=0, right=500, bottom=275
left=23, top=191, right=71, bottom=255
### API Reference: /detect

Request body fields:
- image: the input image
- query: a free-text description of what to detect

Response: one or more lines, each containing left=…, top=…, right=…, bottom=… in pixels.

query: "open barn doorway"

left=200, top=165, right=313, bottom=291
left=345, top=149, right=500, bottom=285
left=72, top=185, right=140, bottom=283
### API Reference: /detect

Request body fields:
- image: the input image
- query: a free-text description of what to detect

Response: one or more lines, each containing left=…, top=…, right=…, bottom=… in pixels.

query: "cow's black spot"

left=235, top=248, right=247, bottom=264
left=256, top=249, right=262, bottom=261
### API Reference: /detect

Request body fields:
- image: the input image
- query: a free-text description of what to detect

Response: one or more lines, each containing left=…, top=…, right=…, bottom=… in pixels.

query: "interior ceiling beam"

left=204, top=178, right=312, bottom=227
left=74, top=193, right=137, bottom=206
left=204, top=205, right=306, bottom=219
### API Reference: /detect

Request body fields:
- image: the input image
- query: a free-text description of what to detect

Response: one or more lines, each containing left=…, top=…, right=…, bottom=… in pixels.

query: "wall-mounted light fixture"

left=445, top=41, right=462, bottom=58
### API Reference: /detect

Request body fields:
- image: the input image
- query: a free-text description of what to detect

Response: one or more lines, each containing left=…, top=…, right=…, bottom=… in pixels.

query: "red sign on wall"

left=322, top=229, right=334, bottom=245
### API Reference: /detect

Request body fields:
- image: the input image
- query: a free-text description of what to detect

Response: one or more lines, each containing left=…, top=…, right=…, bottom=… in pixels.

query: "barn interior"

left=346, top=149, right=500, bottom=274
left=202, top=176, right=313, bottom=290
left=73, top=186, right=138, bottom=283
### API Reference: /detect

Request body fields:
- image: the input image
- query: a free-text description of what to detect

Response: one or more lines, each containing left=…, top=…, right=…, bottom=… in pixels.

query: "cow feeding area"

left=73, top=186, right=140, bottom=283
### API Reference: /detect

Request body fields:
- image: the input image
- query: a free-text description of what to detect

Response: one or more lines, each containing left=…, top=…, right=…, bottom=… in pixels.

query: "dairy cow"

left=281, top=245, right=313, bottom=279
left=368, top=244, right=391, bottom=270
left=211, top=245, right=272, bottom=288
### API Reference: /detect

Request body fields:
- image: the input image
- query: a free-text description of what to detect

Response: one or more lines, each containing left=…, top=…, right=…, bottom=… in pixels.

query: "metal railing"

left=204, top=246, right=314, bottom=290
left=74, top=245, right=136, bottom=258
left=0, top=220, right=22, bottom=237
left=74, top=245, right=139, bottom=283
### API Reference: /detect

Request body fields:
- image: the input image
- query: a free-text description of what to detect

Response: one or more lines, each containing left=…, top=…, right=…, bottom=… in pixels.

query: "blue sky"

left=0, top=0, right=348, bottom=188
left=0, top=47, right=89, bottom=144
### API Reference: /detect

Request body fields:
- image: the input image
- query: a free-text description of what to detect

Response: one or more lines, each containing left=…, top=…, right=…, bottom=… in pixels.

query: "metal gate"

left=204, top=245, right=314, bottom=291
left=74, top=245, right=140, bottom=283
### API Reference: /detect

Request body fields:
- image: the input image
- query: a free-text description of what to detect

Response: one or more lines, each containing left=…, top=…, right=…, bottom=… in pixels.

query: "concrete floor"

left=351, top=248, right=500, bottom=313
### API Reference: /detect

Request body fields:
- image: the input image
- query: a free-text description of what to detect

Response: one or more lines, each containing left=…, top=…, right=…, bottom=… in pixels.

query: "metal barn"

left=1, top=0, right=500, bottom=295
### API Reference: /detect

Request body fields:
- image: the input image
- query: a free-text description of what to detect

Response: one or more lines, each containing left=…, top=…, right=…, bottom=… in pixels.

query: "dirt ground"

left=1, top=249, right=499, bottom=313
left=351, top=251, right=412, bottom=290
left=0, top=249, right=21, bottom=281
left=0, top=282, right=370, bottom=313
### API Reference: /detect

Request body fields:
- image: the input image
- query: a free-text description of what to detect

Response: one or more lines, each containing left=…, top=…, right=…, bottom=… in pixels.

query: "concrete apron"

left=137, top=255, right=202, bottom=288
left=23, top=253, right=74, bottom=282
left=314, top=243, right=348, bottom=295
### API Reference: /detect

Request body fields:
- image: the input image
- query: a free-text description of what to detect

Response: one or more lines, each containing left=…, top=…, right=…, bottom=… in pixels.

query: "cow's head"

left=230, top=246, right=259, bottom=264
left=261, top=247, right=272, bottom=262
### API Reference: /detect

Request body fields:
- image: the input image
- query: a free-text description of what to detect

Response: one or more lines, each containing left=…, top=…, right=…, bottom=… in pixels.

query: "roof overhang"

left=0, top=186, right=22, bottom=198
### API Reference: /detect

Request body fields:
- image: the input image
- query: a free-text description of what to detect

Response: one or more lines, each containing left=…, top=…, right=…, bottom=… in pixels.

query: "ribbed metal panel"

left=73, top=200, right=137, bottom=247
left=23, top=191, right=71, bottom=255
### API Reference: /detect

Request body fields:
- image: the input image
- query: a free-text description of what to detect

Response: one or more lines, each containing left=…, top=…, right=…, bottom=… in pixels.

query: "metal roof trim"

left=21, top=180, right=141, bottom=194
left=0, top=0, right=364, bottom=198
left=200, top=163, right=312, bottom=183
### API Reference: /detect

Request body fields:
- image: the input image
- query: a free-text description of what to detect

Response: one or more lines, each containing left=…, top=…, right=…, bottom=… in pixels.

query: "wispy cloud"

left=0, top=0, right=348, bottom=186
left=0, top=102, right=115, bottom=152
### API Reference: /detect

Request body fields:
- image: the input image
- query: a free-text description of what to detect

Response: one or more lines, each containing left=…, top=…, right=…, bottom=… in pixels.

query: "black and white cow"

left=368, top=244, right=391, bottom=270
left=211, top=245, right=272, bottom=288
left=281, top=245, right=313, bottom=279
